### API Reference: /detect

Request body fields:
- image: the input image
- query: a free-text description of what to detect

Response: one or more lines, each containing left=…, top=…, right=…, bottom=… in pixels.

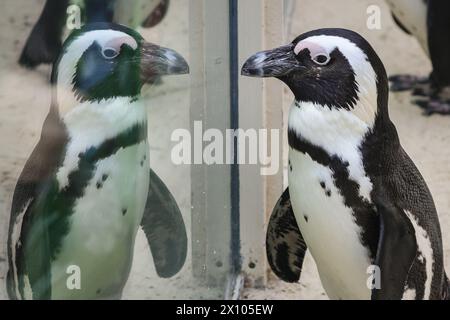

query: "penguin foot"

left=415, top=99, right=450, bottom=116
left=412, top=82, right=434, bottom=97
left=389, top=74, right=429, bottom=92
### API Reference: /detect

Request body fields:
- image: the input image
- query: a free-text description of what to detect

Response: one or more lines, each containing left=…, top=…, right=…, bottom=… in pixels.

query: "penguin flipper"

left=7, top=107, right=67, bottom=300
left=7, top=196, right=53, bottom=300
left=140, top=169, right=187, bottom=278
left=266, top=188, right=307, bottom=283
left=371, top=195, right=417, bottom=300
left=18, top=0, right=69, bottom=69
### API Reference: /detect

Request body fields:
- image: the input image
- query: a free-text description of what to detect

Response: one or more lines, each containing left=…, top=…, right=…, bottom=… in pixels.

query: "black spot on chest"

left=319, top=181, right=332, bottom=197
left=96, top=173, right=111, bottom=190
left=140, top=154, right=147, bottom=167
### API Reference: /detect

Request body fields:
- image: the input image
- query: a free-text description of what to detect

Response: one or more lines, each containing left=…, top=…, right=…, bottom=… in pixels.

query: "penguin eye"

left=102, top=47, right=119, bottom=59
left=312, top=53, right=330, bottom=66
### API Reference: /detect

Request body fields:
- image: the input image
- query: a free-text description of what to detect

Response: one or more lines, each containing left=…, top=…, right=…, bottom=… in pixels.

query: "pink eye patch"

left=294, top=41, right=328, bottom=58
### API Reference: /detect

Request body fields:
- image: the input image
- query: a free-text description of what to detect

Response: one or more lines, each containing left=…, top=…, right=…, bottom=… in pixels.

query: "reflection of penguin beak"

left=241, top=44, right=304, bottom=78
left=140, top=42, right=189, bottom=83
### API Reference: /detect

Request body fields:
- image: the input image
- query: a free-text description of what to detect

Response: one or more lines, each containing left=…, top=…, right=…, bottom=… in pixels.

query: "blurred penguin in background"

left=19, top=0, right=170, bottom=69
left=386, top=0, right=450, bottom=115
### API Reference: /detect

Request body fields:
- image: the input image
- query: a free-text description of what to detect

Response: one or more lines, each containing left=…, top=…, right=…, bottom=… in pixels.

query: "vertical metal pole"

left=229, top=0, right=241, bottom=277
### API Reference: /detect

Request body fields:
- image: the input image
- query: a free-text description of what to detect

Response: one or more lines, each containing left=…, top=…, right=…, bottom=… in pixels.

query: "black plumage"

left=243, top=28, right=448, bottom=300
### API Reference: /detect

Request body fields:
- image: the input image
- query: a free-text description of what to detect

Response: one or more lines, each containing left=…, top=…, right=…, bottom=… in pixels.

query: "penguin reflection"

left=7, top=23, right=187, bottom=300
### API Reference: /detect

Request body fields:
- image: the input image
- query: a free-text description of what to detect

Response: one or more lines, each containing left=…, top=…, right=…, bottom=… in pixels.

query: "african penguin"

left=242, top=28, right=449, bottom=300
left=386, top=0, right=450, bottom=115
left=7, top=23, right=188, bottom=300
left=19, top=0, right=170, bottom=69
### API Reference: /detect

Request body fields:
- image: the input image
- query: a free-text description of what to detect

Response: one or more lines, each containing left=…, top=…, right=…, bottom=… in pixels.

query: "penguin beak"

left=140, top=42, right=189, bottom=82
left=241, top=44, right=303, bottom=78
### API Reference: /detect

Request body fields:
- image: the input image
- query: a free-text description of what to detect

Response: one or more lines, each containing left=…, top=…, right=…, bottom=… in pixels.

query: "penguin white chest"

left=287, top=103, right=376, bottom=300
left=67, top=141, right=149, bottom=247
left=288, top=149, right=373, bottom=300
left=51, top=141, right=150, bottom=298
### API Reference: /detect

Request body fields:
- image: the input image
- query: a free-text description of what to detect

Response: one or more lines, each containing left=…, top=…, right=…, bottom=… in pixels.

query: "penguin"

left=7, top=22, right=188, bottom=300
left=19, top=0, right=170, bottom=69
left=385, top=0, right=450, bottom=115
left=242, top=28, right=449, bottom=300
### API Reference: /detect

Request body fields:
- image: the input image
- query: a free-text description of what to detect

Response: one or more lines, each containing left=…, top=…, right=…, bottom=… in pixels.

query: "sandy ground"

left=0, top=0, right=224, bottom=300
left=242, top=0, right=450, bottom=300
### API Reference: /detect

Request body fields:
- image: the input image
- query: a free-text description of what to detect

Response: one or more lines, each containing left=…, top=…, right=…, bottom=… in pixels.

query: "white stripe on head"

left=296, top=35, right=379, bottom=127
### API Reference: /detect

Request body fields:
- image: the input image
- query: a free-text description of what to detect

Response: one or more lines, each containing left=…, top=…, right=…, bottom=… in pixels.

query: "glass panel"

left=0, top=0, right=234, bottom=300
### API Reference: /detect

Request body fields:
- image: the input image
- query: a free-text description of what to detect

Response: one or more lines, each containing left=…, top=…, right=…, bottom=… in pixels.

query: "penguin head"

left=52, top=23, right=189, bottom=108
left=242, top=28, right=389, bottom=125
